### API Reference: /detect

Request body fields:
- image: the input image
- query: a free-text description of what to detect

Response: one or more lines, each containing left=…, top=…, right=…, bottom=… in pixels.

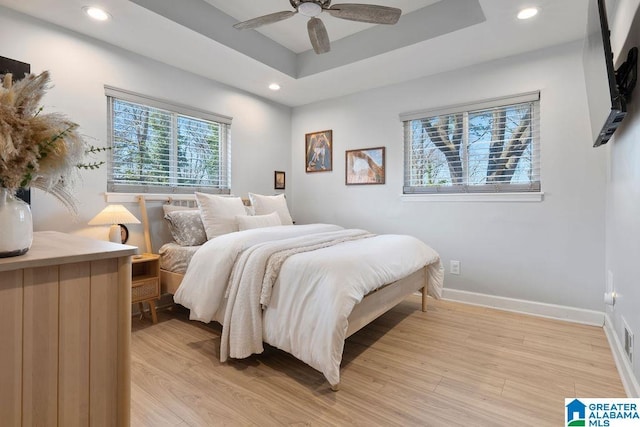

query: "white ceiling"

left=0, top=0, right=588, bottom=107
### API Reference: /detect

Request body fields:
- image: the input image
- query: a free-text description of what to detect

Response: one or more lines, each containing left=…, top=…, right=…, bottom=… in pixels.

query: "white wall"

left=291, top=41, right=608, bottom=311
left=0, top=7, right=291, bottom=250
left=605, top=0, right=640, bottom=388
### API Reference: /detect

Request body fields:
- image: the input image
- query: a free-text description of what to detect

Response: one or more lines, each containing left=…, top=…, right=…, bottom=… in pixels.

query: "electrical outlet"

left=607, top=270, right=614, bottom=294
left=450, top=260, right=460, bottom=275
left=624, top=318, right=634, bottom=363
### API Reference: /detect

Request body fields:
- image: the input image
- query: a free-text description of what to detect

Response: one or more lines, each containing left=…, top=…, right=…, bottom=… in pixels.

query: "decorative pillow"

left=248, top=193, right=293, bottom=225
left=236, top=211, right=282, bottom=231
left=195, top=192, right=247, bottom=239
left=164, top=210, right=207, bottom=246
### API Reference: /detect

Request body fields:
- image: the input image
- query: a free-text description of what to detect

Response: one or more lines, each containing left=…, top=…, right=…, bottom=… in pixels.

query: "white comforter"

left=174, top=224, right=443, bottom=386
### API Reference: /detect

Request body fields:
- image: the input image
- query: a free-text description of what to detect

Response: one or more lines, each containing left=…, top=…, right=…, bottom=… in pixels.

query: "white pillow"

left=248, top=193, right=293, bottom=225
left=195, top=192, right=247, bottom=239
left=236, top=211, right=282, bottom=231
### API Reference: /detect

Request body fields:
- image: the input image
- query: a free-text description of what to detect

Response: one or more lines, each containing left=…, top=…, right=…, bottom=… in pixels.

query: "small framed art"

left=305, top=130, right=332, bottom=173
left=345, top=146, right=386, bottom=185
left=274, top=171, right=286, bottom=190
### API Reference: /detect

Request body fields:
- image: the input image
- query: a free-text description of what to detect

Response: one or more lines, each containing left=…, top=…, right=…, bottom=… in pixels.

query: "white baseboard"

left=442, top=288, right=605, bottom=326
left=604, top=314, right=640, bottom=397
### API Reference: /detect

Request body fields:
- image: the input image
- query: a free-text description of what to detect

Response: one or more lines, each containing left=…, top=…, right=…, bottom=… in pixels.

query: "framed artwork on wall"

left=274, top=171, right=285, bottom=190
left=345, top=146, right=386, bottom=185
left=305, top=130, right=332, bottom=173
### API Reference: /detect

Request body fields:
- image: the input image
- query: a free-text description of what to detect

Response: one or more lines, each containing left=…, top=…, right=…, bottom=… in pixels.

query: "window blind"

left=402, top=92, right=540, bottom=194
left=106, top=88, right=232, bottom=194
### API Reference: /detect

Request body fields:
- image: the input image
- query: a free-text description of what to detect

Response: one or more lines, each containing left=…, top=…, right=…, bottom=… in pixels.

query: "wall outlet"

left=607, top=270, right=614, bottom=294
left=450, top=260, right=460, bottom=275
left=624, top=318, right=634, bottom=363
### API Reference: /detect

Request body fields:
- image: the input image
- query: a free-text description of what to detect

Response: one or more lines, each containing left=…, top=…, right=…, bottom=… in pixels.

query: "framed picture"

left=274, top=171, right=286, bottom=190
left=305, top=130, right=332, bottom=173
left=345, top=146, right=386, bottom=185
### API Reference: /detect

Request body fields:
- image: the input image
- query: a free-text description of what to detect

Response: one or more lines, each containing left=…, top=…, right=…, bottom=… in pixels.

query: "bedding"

left=236, top=211, right=281, bottom=231
left=195, top=193, right=247, bottom=239
left=164, top=210, right=207, bottom=246
left=174, top=223, right=443, bottom=387
left=158, top=242, right=200, bottom=274
left=248, top=193, right=294, bottom=225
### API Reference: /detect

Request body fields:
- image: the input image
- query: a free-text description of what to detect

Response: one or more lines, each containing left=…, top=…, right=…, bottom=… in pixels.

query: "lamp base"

left=108, top=224, right=121, bottom=243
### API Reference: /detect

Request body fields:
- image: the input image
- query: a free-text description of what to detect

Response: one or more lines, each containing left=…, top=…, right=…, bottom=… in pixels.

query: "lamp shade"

left=88, top=205, right=140, bottom=226
left=89, top=205, right=140, bottom=244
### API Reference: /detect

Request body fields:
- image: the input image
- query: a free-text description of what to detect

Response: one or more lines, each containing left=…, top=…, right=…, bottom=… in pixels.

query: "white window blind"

left=106, top=87, right=232, bottom=194
left=401, top=92, right=540, bottom=194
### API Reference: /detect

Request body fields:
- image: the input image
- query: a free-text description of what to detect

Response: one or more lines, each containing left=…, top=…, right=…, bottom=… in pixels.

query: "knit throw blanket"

left=220, top=229, right=373, bottom=362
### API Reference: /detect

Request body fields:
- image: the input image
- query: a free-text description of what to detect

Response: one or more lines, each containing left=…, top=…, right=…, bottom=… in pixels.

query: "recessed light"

left=517, top=7, right=539, bottom=20
left=269, top=83, right=281, bottom=91
left=83, top=6, right=111, bottom=21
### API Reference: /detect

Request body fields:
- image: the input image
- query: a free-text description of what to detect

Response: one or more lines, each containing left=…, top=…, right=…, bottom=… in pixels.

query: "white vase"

left=0, top=188, right=33, bottom=257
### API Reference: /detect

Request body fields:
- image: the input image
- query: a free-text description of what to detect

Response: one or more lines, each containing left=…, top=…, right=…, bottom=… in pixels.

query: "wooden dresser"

left=0, top=231, right=136, bottom=426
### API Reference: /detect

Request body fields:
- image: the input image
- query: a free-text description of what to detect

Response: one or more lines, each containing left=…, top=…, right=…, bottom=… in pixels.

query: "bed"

left=140, top=194, right=444, bottom=390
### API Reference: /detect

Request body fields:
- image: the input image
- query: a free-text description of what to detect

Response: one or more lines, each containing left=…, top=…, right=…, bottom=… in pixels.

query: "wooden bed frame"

left=139, top=195, right=430, bottom=391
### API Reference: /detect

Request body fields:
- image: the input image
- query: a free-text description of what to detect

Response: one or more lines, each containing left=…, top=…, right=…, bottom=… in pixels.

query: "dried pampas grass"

left=0, top=71, right=100, bottom=213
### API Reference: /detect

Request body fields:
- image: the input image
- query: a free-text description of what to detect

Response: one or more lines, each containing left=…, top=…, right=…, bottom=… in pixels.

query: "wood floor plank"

left=131, top=382, right=186, bottom=427
left=131, top=297, right=625, bottom=426
left=433, top=377, right=560, bottom=426
left=501, top=378, right=576, bottom=412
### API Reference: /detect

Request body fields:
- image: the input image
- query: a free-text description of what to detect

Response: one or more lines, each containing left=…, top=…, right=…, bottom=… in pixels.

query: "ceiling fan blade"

left=328, top=3, right=401, bottom=24
left=308, top=17, right=330, bottom=54
left=233, top=11, right=296, bottom=30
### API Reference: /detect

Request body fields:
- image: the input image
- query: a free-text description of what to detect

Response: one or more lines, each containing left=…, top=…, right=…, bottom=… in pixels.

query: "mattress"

left=158, top=242, right=200, bottom=274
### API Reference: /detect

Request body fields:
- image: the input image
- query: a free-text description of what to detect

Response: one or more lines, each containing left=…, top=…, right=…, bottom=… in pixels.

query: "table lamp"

left=88, top=204, right=140, bottom=244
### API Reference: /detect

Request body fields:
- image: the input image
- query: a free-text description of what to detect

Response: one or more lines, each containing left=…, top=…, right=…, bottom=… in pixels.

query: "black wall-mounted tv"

left=583, top=0, right=637, bottom=147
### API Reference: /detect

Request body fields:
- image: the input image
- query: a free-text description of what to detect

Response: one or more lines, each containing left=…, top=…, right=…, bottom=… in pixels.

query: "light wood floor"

left=131, top=296, right=625, bottom=426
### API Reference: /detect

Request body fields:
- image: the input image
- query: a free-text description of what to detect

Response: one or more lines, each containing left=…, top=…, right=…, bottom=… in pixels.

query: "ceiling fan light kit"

left=298, top=2, right=322, bottom=17
left=233, top=1, right=402, bottom=55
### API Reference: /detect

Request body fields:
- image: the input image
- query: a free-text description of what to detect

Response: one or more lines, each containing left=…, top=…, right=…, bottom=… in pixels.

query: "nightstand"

left=131, top=253, right=160, bottom=324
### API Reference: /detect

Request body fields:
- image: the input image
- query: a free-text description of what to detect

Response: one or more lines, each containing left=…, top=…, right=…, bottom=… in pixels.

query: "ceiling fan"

left=232, top=1, right=402, bottom=55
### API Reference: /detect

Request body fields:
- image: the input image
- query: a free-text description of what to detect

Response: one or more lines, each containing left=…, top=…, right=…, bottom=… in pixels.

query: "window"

left=106, top=87, right=232, bottom=194
left=402, top=92, right=540, bottom=194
